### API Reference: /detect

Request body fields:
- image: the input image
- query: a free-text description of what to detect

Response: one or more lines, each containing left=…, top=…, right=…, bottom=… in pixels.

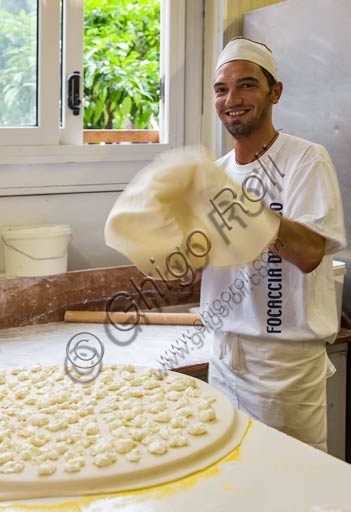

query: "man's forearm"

left=272, top=216, right=325, bottom=273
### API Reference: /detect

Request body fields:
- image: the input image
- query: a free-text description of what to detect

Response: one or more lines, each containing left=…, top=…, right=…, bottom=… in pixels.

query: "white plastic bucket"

left=1, top=224, right=71, bottom=277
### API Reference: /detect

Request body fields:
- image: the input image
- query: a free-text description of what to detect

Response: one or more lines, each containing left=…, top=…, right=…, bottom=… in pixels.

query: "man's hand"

left=272, top=216, right=325, bottom=273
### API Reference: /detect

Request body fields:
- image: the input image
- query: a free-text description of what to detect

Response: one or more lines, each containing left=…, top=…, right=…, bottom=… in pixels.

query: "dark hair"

left=260, top=66, right=276, bottom=92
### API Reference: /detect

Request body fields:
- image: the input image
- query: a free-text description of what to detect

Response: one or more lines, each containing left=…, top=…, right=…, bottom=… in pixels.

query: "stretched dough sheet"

left=0, top=366, right=246, bottom=501
left=104, top=146, right=280, bottom=279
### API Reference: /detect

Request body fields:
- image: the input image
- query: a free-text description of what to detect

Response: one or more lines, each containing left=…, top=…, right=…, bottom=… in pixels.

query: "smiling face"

left=214, top=60, right=279, bottom=139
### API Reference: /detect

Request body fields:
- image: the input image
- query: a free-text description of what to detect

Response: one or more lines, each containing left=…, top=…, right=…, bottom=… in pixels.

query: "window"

left=0, top=0, right=185, bottom=148
left=0, top=0, right=60, bottom=145
left=0, top=0, right=206, bottom=199
left=0, top=1, right=37, bottom=127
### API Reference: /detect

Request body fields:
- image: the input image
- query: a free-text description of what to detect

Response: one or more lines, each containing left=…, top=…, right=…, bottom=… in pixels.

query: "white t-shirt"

left=200, top=133, right=347, bottom=343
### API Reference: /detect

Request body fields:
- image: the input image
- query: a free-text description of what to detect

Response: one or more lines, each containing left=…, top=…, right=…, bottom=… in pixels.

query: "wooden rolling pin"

left=64, top=310, right=202, bottom=326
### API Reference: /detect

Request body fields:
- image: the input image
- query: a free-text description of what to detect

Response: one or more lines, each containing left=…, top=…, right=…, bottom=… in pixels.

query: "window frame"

left=0, top=0, right=205, bottom=199
left=0, top=0, right=61, bottom=145
left=60, top=0, right=84, bottom=146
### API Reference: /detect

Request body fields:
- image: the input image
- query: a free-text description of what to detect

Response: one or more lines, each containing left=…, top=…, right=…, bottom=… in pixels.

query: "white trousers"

left=208, top=332, right=333, bottom=452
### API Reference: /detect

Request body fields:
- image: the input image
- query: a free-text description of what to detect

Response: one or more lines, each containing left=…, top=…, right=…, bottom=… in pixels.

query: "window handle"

left=68, top=71, right=81, bottom=115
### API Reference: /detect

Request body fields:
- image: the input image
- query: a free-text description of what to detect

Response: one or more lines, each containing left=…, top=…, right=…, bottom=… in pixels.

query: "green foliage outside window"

left=84, top=0, right=160, bottom=130
left=0, top=1, right=36, bottom=126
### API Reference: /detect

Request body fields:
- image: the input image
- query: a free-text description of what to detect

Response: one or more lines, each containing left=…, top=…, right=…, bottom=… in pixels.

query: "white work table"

left=0, top=322, right=351, bottom=511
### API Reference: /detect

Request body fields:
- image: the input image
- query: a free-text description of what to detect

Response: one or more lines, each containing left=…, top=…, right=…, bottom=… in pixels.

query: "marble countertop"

left=0, top=321, right=210, bottom=372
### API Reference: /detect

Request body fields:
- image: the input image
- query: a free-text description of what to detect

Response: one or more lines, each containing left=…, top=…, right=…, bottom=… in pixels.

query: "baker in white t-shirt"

left=202, top=37, right=346, bottom=451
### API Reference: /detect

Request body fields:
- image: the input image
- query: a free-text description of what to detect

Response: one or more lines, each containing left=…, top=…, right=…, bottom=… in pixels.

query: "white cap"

left=216, top=37, right=278, bottom=80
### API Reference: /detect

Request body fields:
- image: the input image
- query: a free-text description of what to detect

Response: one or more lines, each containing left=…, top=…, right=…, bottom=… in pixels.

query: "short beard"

left=224, top=121, right=255, bottom=139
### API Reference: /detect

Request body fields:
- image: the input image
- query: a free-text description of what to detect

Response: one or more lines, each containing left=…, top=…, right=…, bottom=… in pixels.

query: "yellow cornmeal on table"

left=0, top=364, right=238, bottom=501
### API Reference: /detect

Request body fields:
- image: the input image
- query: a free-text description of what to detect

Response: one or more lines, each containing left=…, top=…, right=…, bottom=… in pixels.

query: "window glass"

left=0, top=0, right=37, bottom=126
left=83, top=0, right=160, bottom=131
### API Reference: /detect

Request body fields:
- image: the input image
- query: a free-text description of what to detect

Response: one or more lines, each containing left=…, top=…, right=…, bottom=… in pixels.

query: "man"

left=201, top=37, right=346, bottom=451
